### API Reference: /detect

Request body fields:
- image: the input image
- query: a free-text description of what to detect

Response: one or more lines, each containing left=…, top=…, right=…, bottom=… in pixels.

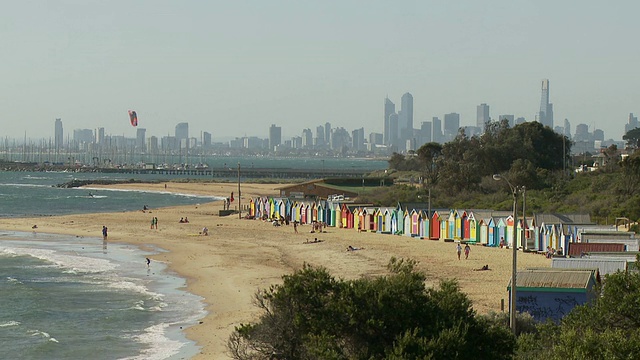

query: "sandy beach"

left=0, top=181, right=551, bottom=359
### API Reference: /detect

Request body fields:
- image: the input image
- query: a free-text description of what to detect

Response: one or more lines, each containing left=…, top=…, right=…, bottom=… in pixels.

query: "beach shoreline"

left=0, top=181, right=551, bottom=359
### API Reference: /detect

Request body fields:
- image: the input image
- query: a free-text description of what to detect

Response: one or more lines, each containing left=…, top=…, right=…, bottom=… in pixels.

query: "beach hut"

left=311, top=202, right=318, bottom=223
left=430, top=211, right=441, bottom=240
left=420, top=210, right=429, bottom=238
left=403, top=210, right=411, bottom=237
left=478, top=218, right=488, bottom=244
left=333, top=203, right=342, bottom=228
left=487, top=218, right=498, bottom=246
left=410, top=209, right=420, bottom=237
left=467, top=212, right=476, bottom=243
left=383, top=208, right=393, bottom=233
left=508, top=268, right=600, bottom=323
left=461, top=211, right=470, bottom=241
left=448, top=210, right=457, bottom=240
left=496, top=218, right=507, bottom=246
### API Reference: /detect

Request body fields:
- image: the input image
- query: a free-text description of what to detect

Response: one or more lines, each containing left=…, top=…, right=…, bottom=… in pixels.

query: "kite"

left=128, top=110, right=138, bottom=127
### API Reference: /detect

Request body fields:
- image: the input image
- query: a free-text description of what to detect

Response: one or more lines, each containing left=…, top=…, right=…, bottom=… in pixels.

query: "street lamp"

left=493, top=173, right=518, bottom=335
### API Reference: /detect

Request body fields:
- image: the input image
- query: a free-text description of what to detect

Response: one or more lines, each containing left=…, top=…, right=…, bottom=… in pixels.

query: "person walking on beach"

left=146, top=257, right=151, bottom=267
left=456, top=243, right=462, bottom=260
left=464, top=244, right=471, bottom=259
left=150, top=217, right=155, bottom=230
left=293, top=221, right=298, bottom=233
left=154, top=217, right=158, bottom=229
left=102, top=226, right=108, bottom=241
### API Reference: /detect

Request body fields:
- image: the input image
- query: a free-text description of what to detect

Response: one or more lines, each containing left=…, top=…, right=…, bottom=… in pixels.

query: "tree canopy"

left=228, top=258, right=515, bottom=360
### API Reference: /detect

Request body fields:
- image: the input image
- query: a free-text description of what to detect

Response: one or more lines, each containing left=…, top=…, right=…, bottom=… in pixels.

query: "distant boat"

left=195, top=163, right=209, bottom=170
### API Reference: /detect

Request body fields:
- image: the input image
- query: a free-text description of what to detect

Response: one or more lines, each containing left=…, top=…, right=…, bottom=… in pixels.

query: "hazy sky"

left=2, top=0, right=639, bottom=141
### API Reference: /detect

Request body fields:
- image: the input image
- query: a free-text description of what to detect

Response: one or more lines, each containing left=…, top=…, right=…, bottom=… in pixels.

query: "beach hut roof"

left=534, top=213, right=593, bottom=225
left=552, top=258, right=628, bottom=276
left=397, top=202, right=430, bottom=212
left=509, top=268, right=599, bottom=290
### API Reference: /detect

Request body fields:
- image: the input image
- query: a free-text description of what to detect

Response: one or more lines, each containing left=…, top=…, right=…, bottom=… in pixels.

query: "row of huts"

left=248, top=197, right=635, bottom=254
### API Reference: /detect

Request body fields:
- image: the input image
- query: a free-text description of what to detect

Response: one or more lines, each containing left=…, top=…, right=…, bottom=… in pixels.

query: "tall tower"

left=269, top=124, right=282, bottom=151
left=398, top=93, right=414, bottom=148
left=476, top=103, right=490, bottom=129
left=54, top=118, right=63, bottom=150
left=384, top=97, right=395, bottom=145
left=538, top=79, right=554, bottom=128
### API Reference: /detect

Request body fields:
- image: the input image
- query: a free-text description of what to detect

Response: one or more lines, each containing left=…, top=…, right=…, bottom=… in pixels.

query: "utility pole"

left=238, top=162, right=242, bottom=219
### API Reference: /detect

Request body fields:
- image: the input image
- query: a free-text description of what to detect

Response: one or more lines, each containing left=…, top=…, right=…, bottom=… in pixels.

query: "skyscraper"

left=625, top=113, right=638, bottom=134
left=432, top=117, right=442, bottom=143
left=54, top=118, right=63, bottom=150
left=400, top=92, right=414, bottom=136
left=175, top=122, right=189, bottom=141
left=388, top=113, right=399, bottom=148
left=269, top=124, right=282, bottom=151
left=443, top=113, right=460, bottom=142
left=136, top=128, right=146, bottom=152
left=476, top=103, right=490, bottom=130
left=537, top=79, right=554, bottom=128
left=384, top=97, right=395, bottom=145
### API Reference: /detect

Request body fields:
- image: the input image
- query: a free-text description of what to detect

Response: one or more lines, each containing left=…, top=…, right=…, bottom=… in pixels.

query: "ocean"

left=0, top=171, right=218, bottom=359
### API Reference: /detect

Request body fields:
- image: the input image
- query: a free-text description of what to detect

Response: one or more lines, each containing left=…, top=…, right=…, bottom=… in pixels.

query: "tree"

left=623, top=128, right=640, bottom=150
left=228, top=259, right=515, bottom=360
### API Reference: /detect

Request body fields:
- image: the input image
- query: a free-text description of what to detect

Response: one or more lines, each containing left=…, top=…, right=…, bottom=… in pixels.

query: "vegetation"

left=229, top=257, right=640, bottom=360
left=360, top=122, right=640, bottom=225
left=228, top=258, right=514, bottom=360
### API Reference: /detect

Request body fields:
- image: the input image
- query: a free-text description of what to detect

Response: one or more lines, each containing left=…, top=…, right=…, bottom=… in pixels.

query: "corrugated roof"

left=568, top=242, right=625, bottom=256
left=552, top=258, right=628, bottom=275
left=513, top=268, right=597, bottom=289
left=534, top=213, right=593, bottom=225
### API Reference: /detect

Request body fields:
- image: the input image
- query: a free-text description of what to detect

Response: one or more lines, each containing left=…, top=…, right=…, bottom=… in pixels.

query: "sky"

left=2, top=0, right=640, bottom=142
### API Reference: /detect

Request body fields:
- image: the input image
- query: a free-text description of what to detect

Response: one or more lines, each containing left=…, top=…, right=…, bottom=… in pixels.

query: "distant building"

left=203, top=132, right=212, bottom=147
left=369, top=132, right=383, bottom=146
left=269, top=124, right=282, bottom=151
left=175, top=122, right=189, bottom=141
left=443, top=113, right=460, bottom=142
left=515, top=117, right=526, bottom=125
left=315, top=125, right=325, bottom=147
left=477, top=103, right=490, bottom=130
left=136, top=128, right=146, bottom=152
left=399, top=92, right=414, bottom=145
left=388, top=113, right=399, bottom=148
left=384, top=97, right=395, bottom=146
left=324, top=122, right=331, bottom=145
left=419, top=121, right=432, bottom=147
left=537, top=79, right=554, bottom=128
left=302, top=129, right=313, bottom=149
left=432, top=117, right=443, bottom=143
left=54, top=118, right=63, bottom=150
left=625, top=113, right=638, bottom=135
left=73, top=129, right=94, bottom=145
left=499, top=114, right=514, bottom=128
left=352, top=128, right=365, bottom=151
left=331, top=127, right=351, bottom=151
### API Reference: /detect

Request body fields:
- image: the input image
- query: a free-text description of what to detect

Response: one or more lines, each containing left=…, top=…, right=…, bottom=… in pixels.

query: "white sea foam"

left=6, top=276, right=22, bottom=284
left=82, top=186, right=224, bottom=200
left=122, top=324, right=184, bottom=360
left=0, top=321, right=20, bottom=327
left=4, top=247, right=118, bottom=273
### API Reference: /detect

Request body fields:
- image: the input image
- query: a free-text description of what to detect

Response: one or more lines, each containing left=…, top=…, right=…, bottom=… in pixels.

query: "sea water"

left=0, top=231, right=206, bottom=359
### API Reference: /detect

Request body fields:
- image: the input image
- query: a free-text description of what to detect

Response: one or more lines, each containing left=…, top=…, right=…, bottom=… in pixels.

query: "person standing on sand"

left=456, top=243, right=462, bottom=260
left=154, top=217, right=158, bottom=229
left=294, top=221, right=298, bottom=233
left=464, top=244, right=471, bottom=259
left=150, top=217, right=155, bottom=230
left=102, top=226, right=108, bottom=241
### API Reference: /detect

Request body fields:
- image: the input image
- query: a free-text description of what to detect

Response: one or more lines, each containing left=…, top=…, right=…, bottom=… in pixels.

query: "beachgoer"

left=293, top=221, right=298, bottom=233
left=143, top=205, right=148, bottom=211
left=102, top=226, right=108, bottom=240
left=32, top=224, right=38, bottom=229
left=164, top=184, right=167, bottom=189
left=499, top=237, right=505, bottom=249
left=456, top=243, right=462, bottom=260
left=464, top=244, right=471, bottom=259
left=474, top=264, right=490, bottom=271
left=202, top=227, right=209, bottom=236
left=154, top=217, right=158, bottom=229
left=150, top=217, right=155, bottom=229
left=347, top=245, right=363, bottom=251
left=179, top=217, right=184, bottom=223
left=146, top=257, right=151, bottom=267
left=184, top=217, right=189, bottom=223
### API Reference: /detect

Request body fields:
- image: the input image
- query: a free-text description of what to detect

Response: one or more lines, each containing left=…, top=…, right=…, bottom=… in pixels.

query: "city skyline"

left=2, top=1, right=640, bottom=141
